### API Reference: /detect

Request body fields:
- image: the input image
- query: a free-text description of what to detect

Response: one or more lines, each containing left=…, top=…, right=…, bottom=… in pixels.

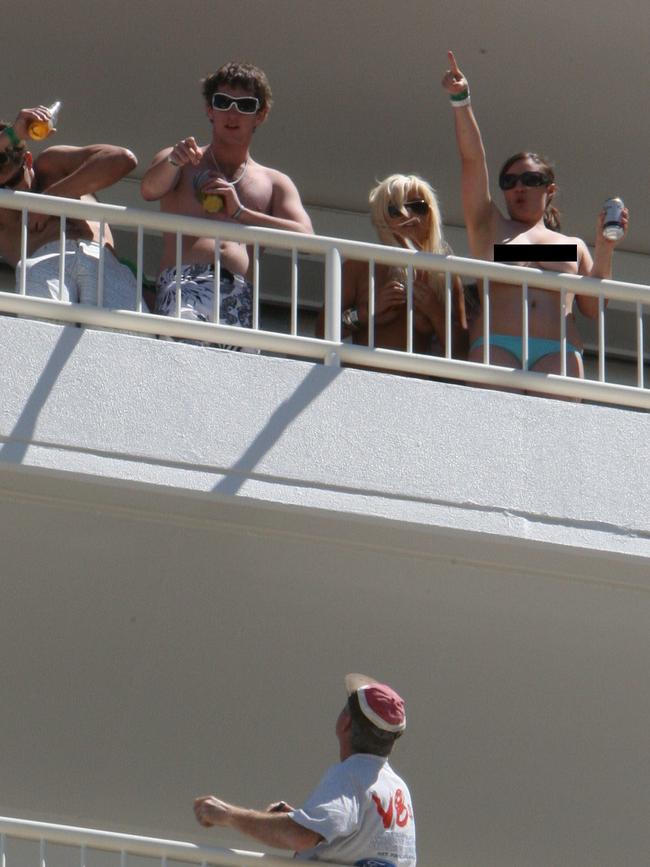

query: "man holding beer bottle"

left=0, top=104, right=138, bottom=308
left=141, top=61, right=313, bottom=341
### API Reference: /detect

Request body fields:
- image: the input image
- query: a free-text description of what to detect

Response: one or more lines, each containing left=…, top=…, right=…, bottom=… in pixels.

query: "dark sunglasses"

left=211, top=92, right=260, bottom=114
left=0, top=160, right=25, bottom=189
left=499, top=171, right=551, bottom=191
left=387, top=200, right=430, bottom=219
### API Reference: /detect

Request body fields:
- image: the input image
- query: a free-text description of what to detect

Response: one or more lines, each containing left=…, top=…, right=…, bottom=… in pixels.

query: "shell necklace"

left=209, top=148, right=248, bottom=186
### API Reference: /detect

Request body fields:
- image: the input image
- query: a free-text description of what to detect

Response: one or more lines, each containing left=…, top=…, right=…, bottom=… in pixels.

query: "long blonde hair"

left=369, top=174, right=450, bottom=298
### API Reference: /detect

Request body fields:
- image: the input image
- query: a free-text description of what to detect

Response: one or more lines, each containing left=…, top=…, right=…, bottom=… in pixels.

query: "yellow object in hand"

left=201, top=193, right=223, bottom=214
left=28, top=101, right=62, bottom=141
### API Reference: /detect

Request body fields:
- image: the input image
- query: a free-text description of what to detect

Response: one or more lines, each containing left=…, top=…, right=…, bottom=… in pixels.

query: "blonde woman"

left=319, top=174, right=467, bottom=358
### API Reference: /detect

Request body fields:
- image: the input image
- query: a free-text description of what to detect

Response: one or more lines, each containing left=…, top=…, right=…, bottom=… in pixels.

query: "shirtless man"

left=441, top=51, right=628, bottom=381
left=0, top=106, right=138, bottom=307
left=141, top=62, right=313, bottom=335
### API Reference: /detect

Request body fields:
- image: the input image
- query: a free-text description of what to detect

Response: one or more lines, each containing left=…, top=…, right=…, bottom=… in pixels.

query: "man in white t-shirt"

left=194, top=673, right=416, bottom=866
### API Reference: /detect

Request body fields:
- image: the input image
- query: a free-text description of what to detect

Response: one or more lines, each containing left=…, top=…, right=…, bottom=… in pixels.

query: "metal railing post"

left=324, top=246, right=342, bottom=366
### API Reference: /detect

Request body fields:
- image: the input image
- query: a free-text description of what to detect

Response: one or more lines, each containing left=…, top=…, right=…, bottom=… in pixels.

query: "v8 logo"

left=371, top=788, right=411, bottom=829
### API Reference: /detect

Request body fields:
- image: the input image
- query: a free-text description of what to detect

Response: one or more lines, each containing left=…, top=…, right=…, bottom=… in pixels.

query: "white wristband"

left=450, top=95, right=471, bottom=108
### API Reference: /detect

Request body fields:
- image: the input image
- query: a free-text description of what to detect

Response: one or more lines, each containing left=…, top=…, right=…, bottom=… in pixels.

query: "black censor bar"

left=494, top=244, right=578, bottom=263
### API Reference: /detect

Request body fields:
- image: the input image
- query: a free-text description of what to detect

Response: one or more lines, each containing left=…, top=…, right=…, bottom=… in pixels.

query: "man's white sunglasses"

left=211, top=92, right=260, bottom=114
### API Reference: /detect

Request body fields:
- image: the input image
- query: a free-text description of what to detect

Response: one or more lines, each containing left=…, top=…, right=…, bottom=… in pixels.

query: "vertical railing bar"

left=79, top=843, right=86, bottom=867
left=367, top=260, right=375, bottom=350
left=120, top=850, right=127, bottom=867
left=598, top=292, right=606, bottom=383
left=40, top=839, right=46, bottom=867
left=324, top=246, right=341, bottom=365
left=290, top=247, right=299, bottom=336
left=636, top=301, right=644, bottom=389
left=59, top=216, right=67, bottom=297
left=212, top=242, right=221, bottom=324
left=560, top=288, right=567, bottom=377
left=521, top=281, right=529, bottom=371
left=97, top=220, right=105, bottom=307
left=135, top=224, right=144, bottom=313
left=252, top=242, right=260, bottom=331
left=19, top=208, right=28, bottom=295
left=445, top=270, right=452, bottom=359
left=482, top=278, right=490, bottom=365
left=174, top=232, right=182, bottom=319
left=406, top=264, right=414, bottom=355
left=1, top=832, right=6, bottom=867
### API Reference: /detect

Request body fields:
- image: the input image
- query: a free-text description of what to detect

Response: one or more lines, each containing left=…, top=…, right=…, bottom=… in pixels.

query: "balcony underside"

left=1, top=316, right=648, bottom=867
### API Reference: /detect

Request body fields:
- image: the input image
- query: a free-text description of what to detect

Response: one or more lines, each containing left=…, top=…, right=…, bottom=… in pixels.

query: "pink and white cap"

left=345, top=672, right=406, bottom=733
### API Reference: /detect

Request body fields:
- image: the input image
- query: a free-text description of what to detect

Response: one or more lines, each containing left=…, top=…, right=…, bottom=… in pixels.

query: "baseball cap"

left=345, top=672, right=406, bottom=733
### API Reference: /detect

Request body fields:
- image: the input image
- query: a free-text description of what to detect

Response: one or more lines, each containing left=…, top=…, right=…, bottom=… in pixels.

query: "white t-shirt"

left=290, top=753, right=416, bottom=866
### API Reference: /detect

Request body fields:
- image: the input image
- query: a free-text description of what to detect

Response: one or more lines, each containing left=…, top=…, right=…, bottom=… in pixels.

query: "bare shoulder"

left=33, top=145, right=80, bottom=186
left=574, top=235, right=593, bottom=273
left=250, top=159, right=299, bottom=190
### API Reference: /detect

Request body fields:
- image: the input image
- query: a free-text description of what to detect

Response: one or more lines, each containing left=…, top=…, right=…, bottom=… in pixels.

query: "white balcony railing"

left=0, top=816, right=342, bottom=867
left=1, top=188, right=648, bottom=410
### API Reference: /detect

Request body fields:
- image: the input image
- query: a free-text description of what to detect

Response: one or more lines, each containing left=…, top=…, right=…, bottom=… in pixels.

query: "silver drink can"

left=603, top=197, right=625, bottom=241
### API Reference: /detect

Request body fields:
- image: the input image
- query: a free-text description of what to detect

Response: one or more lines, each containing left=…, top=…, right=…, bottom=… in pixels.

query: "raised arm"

left=576, top=208, right=629, bottom=317
left=441, top=51, right=498, bottom=242
left=1, top=107, right=53, bottom=154
left=140, top=137, right=203, bottom=201
left=34, top=144, right=137, bottom=198
left=194, top=794, right=322, bottom=853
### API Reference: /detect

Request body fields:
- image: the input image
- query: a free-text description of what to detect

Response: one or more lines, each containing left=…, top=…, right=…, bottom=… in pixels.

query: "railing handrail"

left=0, top=815, right=348, bottom=867
left=1, top=188, right=648, bottom=410
left=3, top=188, right=650, bottom=302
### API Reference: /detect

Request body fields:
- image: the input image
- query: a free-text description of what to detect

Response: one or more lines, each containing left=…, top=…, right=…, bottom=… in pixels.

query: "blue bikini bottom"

left=470, top=333, right=582, bottom=368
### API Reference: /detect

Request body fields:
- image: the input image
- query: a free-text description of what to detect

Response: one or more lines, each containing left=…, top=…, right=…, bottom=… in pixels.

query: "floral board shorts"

left=155, top=263, right=253, bottom=350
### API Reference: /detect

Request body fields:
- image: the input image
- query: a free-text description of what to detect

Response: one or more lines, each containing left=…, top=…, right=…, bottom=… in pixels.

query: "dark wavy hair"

left=347, top=692, right=401, bottom=757
left=498, top=152, right=560, bottom=231
left=0, top=122, right=26, bottom=169
left=201, top=62, right=273, bottom=112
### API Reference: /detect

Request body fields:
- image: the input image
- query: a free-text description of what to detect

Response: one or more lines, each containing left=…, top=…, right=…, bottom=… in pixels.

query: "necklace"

left=208, top=148, right=248, bottom=186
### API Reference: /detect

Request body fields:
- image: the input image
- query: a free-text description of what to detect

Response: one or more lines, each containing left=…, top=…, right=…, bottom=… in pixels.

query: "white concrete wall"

left=0, top=316, right=649, bottom=867
left=1, top=316, right=648, bottom=558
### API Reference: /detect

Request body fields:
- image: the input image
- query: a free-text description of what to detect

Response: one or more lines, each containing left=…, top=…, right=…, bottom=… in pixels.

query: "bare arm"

left=194, top=795, right=322, bottom=852
left=34, top=145, right=137, bottom=198
left=209, top=169, right=313, bottom=234
left=442, top=51, right=499, bottom=244
left=412, top=273, right=468, bottom=355
left=576, top=208, right=628, bottom=317
left=1, top=106, right=54, bottom=153
left=140, top=137, right=202, bottom=201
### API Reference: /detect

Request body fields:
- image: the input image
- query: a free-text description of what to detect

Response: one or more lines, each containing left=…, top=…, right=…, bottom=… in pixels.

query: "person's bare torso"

left=157, top=149, right=276, bottom=277
left=351, top=261, right=437, bottom=354
left=470, top=216, right=583, bottom=348
left=0, top=196, right=99, bottom=268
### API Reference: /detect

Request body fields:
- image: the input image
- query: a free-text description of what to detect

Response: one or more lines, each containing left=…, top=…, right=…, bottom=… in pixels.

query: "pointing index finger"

left=447, top=50, right=461, bottom=76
